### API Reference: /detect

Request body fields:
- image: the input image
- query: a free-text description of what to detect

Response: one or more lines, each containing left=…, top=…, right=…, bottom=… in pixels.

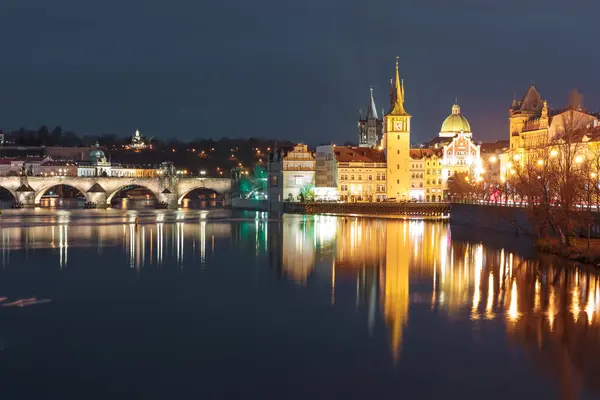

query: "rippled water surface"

left=0, top=208, right=598, bottom=399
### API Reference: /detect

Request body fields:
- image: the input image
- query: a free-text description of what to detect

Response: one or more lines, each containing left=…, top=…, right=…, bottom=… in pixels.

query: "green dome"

left=90, top=142, right=106, bottom=162
left=440, top=103, right=471, bottom=134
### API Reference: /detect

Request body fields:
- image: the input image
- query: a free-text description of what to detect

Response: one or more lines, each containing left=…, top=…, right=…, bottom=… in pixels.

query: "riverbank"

left=536, top=238, right=600, bottom=266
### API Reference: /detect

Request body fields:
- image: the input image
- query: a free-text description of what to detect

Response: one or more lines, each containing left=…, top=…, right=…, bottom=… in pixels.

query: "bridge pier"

left=87, top=192, right=108, bottom=208
left=158, top=191, right=179, bottom=209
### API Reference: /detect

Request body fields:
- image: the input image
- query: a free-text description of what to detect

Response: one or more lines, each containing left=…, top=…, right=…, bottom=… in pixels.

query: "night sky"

left=1, top=0, right=599, bottom=145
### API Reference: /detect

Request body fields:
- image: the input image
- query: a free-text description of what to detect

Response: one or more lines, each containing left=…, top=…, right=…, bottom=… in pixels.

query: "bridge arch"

left=106, top=184, right=160, bottom=205
left=34, top=183, right=89, bottom=205
left=177, top=186, right=226, bottom=206
left=0, top=185, right=17, bottom=202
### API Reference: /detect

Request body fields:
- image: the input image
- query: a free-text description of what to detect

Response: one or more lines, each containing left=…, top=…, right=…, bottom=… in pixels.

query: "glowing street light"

left=489, top=156, right=497, bottom=163
left=200, top=170, right=206, bottom=176
left=575, top=155, right=584, bottom=164
left=550, top=149, right=558, bottom=157
left=537, top=159, right=544, bottom=166
left=513, top=154, right=521, bottom=161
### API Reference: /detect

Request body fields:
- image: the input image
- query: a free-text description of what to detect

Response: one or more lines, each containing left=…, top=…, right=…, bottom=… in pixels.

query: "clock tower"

left=384, top=57, right=411, bottom=201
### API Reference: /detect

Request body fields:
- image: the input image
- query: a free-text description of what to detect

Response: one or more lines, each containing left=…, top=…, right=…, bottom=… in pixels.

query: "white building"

left=267, top=144, right=316, bottom=205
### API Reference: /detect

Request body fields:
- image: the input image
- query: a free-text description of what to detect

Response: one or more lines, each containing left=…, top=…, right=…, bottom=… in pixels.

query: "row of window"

left=426, top=169, right=442, bottom=175
left=411, top=173, right=424, bottom=179
left=340, top=173, right=386, bottom=181
left=339, top=184, right=386, bottom=193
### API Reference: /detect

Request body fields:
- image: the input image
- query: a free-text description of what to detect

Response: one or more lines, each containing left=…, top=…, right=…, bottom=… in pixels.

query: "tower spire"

left=388, top=57, right=408, bottom=116
left=366, top=87, right=378, bottom=119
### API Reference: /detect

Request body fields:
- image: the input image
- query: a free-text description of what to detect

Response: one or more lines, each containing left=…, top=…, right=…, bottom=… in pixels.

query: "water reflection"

left=1, top=211, right=600, bottom=398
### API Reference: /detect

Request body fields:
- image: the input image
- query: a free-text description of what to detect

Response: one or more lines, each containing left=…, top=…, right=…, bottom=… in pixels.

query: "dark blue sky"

left=0, top=0, right=599, bottom=145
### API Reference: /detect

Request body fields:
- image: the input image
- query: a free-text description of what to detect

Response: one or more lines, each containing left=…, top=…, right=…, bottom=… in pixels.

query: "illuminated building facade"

left=503, top=85, right=600, bottom=180
left=384, top=58, right=412, bottom=201
left=409, top=149, right=443, bottom=202
left=129, top=129, right=148, bottom=150
left=77, top=142, right=158, bottom=178
left=267, top=143, right=315, bottom=203
left=316, top=145, right=387, bottom=202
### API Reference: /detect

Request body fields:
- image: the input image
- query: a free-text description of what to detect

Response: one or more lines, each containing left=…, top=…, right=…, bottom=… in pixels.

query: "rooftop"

left=333, top=146, right=386, bottom=163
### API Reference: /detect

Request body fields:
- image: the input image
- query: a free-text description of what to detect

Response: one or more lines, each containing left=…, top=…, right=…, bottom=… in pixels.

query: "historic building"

left=315, top=145, right=386, bottom=202
left=78, top=143, right=157, bottom=178
left=357, top=88, right=383, bottom=148
left=128, top=129, right=148, bottom=150
left=409, top=149, right=444, bottom=202
left=408, top=102, right=482, bottom=200
left=509, top=85, right=600, bottom=152
left=502, top=85, right=600, bottom=182
left=267, top=143, right=316, bottom=204
left=384, top=58, right=412, bottom=201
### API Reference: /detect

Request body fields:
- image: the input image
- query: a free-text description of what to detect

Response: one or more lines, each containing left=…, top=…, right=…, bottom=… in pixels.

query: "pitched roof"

left=409, top=148, right=442, bottom=159
left=333, top=146, right=386, bottom=163
left=365, top=87, right=379, bottom=120
left=514, top=84, right=543, bottom=113
left=480, top=140, right=510, bottom=153
left=425, top=136, right=453, bottom=148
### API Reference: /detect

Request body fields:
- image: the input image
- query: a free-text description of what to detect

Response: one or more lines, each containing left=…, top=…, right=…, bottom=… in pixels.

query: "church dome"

left=440, top=103, right=471, bottom=136
left=90, top=142, right=106, bottom=162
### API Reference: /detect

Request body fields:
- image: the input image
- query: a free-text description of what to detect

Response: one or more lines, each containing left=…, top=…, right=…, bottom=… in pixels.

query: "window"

left=295, top=176, right=303, bottom=185
left=427, top=170, right=430, bottom=175
left=376, top=173, right=381, bottom=180
left=358, top=174, right=362, bottom=181
left=351, top=175, right=354, bottom=180
left=397, top=150, right=400, bottom=155
left=368, top=174, right=372, bottom=181
left=271, top=176, right=278, bottom=186
left=396, top=179, right=399, bottom=184
left=419, top=182, right=423, bottom=188
left=397, top=135, right=400, bottom=140
left=382, top=174, right=386, bottom=180
left=411, top=182, right=415, bottom=188
left=438, top=179, right=441, bottom=185
left=376, top=184, right=381, bottom=192
left=397, top=165, right=400, bottom=169
left=426, top=180, right=430, bottom=185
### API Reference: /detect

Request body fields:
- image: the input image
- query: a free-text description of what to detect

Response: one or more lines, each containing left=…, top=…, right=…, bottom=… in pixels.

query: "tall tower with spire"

left=384, top=57, right=411, bottom=201
left=357, top=87, right=383, bottom=148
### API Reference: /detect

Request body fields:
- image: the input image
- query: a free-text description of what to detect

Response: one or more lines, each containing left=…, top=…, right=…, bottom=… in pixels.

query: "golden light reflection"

left=507, top=280, right=520, bottom=322
left=485, top=272, right=494, bottom=320
left=571, top=285, right=581, bottom=323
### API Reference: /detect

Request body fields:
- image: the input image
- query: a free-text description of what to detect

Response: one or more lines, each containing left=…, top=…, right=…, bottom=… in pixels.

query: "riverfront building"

left=267, top=59, right=489, bottom=204
left=500, top=85, right=600, bottom=182
left=267, top=143, right=316, bottom=203
left=315, top=145, right=386, bottom=202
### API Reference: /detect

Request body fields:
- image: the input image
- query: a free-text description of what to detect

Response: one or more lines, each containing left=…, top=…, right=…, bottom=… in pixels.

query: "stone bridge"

left=0, top=176, right=233, bottom=208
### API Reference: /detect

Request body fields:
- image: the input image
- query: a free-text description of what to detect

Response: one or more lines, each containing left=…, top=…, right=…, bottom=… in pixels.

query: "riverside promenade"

left=283, top=202, right=450, bottom=220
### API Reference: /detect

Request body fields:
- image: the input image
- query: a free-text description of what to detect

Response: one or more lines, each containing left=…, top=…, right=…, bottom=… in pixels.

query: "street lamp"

left=550, top=149, right=558, bottom=157
left=537, top=159, right=544, bottom=166
left=575, top=155, right=584, bottom=164
left=200, top=170, right=206, bottom=176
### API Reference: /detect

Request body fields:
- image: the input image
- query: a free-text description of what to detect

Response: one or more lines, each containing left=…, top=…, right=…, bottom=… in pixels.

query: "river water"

left=0, top=208, right=598, bottom=399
